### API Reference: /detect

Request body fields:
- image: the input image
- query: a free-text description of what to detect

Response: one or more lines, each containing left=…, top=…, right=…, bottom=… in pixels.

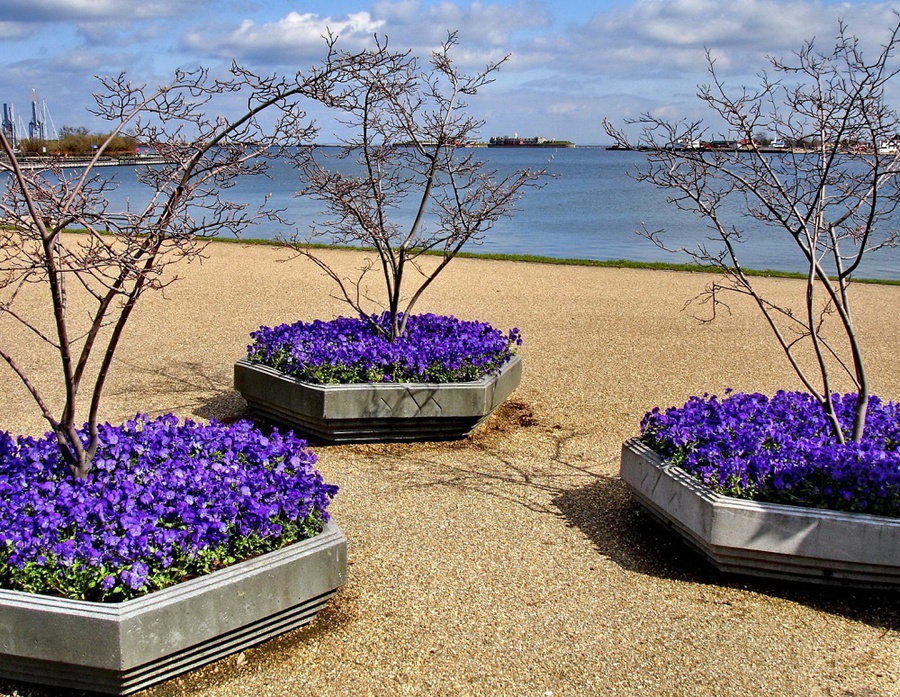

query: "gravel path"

left=1, top=242, right=899, bottom=696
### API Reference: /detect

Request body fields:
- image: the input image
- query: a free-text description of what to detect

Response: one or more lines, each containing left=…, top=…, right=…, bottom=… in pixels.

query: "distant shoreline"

left=605, top=144, right=828, bottom=155
left=486, top=142, right=576, bottom=149
left=5, top=155, right=175, bottom=170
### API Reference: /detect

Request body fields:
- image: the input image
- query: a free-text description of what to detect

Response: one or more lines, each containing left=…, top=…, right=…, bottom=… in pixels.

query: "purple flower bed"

left=0, top=415, right=337, bottom=602
left=640, top=391, right=900, bottom=517
left=247, top=312, right=522, bottom=384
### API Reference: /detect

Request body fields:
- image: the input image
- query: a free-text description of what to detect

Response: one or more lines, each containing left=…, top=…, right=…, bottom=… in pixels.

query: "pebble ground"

left=1, top=242, right=899, bottom=696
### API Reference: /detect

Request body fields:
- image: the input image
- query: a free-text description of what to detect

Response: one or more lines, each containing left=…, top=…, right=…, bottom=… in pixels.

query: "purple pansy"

left=0, top=415, right=337, bottom=601
left=247, top=312, right=522, bottom=384
left=640, top=391, right=900, bottom=517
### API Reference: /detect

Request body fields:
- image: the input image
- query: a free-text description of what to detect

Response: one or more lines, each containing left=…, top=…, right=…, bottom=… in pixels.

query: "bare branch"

left=605, top=14, right=900, bottom=442
left=284, top=32, right=549, bottom=339
left=0, top=37, right=390, bottom=474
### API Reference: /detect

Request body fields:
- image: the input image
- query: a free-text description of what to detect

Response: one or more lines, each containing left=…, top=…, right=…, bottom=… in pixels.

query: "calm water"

left=62, top=148, right=900, bottom=280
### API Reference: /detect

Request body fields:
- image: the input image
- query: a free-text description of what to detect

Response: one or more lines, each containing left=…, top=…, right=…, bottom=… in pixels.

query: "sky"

left=1, top=0, right=899, bottom=145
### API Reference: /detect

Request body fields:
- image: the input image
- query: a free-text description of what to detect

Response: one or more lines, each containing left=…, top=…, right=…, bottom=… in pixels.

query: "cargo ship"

left=488, top=135, right=575, bottom=148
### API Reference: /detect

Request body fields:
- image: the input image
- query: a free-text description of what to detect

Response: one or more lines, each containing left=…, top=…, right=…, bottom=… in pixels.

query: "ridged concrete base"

left=0, top=523, right=347, bottom=695
left=234, top=355, right=522, bottom=443
left=620, top=439, right=900, bottom=588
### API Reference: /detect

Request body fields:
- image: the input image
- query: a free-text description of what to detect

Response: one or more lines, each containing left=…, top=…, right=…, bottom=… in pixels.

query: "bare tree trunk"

left=0, top=37, right=393, bottom=474
left=603, top=16, right=900, bottom=442
left=284, top=32, right=548, bottom=343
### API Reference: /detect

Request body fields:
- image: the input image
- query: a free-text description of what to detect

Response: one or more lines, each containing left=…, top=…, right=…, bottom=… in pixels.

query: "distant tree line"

left=17, top=126, right=139, bottom=157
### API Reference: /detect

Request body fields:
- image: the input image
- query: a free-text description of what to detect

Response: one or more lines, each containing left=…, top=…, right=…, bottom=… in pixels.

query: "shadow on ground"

left=170, top=392, right=900, bottom=633
left=554, top=474, right=900, bottom=633
left=192, top=390, right=247, bottom=423
left=109, top=357, right=247, bottom=424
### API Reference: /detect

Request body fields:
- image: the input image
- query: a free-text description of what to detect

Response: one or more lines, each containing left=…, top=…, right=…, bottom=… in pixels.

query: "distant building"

left=878, top=136, right=900, bottom=155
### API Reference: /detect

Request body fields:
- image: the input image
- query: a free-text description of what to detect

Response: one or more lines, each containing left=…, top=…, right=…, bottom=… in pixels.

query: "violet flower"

left=640, top=391, right=900, bottom=517
left=0, top=415, right=337, bottom=601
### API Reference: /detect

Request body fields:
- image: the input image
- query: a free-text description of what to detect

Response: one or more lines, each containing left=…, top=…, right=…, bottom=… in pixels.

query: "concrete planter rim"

left=0, top=522, right=339, bottom=612
left=234, top=353, right=522, bottom=442
left=627, top=437, right=899, bottom=523
left=620, top=437, right=900, bottom=587
left=0, top=522, right=348, bottom=694
left=238, top=352, right=520, bottom=389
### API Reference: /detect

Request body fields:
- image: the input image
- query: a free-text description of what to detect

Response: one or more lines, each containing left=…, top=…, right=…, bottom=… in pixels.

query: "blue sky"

left=1, top=0, right=898, bottom=144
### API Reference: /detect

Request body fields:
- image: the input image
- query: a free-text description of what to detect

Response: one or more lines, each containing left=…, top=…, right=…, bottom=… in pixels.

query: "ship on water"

left=488, top=134, right=575, bottom=148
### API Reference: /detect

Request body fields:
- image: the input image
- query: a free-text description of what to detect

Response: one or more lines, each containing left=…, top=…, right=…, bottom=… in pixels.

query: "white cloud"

left=182, top=1, right=549, bottom=69
left=183, top=11, right=386, bottom=63
left=558, top=0, right=900, bottom=79
left=0, top=22, right=32, bottom=39
left=0, top=0, right=214, bottom=53
left=2, top=0, right=899, bottom=144
left=373, top=0, right=549, bottom=46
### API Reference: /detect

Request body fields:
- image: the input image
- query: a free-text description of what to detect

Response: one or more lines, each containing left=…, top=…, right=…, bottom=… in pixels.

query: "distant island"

left=488, top=135, right=576, bottom=148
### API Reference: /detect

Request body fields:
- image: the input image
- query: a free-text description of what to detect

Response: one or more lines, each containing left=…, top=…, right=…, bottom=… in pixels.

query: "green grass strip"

left=211, top=235, right=900, bottom=286
left=30, top=227, right=900, bottom=287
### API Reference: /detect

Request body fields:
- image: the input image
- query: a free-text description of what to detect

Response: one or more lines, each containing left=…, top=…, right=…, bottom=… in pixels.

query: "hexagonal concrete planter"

left=620, top=438, right=900, bottom=588
left=234, top=354, right=522, bottom=443
left=0, top=522, right=347, bottom=695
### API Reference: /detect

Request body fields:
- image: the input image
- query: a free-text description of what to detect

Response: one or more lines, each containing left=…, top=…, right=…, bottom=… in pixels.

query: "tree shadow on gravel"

left=200, top=395, right=900, bottom=634
left=0, top=681, right=87, bottom=697
left=320, top=400, right=603, bottom=515
left=109, top=357, right=248, bottom=423
left=368, top=400, right=900, bottom=634
left=192, top=390, right=247, bottom=423
left=554, top=475, right=900, bottom=633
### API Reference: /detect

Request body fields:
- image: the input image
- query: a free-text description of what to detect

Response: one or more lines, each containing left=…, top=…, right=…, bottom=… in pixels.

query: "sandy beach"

left=1, top=242, right=899, bottom=696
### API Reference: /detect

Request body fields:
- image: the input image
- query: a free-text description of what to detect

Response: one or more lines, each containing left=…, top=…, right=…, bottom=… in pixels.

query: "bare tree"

left=0, top=39, right=401, bottom=477
left=604, top=18, right=900, bottom=444
left=284, top=32, right=550, bottom=340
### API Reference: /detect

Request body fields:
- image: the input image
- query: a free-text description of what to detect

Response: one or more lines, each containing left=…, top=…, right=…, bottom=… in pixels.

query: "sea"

left=56, top=147, right=900, bottom=280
